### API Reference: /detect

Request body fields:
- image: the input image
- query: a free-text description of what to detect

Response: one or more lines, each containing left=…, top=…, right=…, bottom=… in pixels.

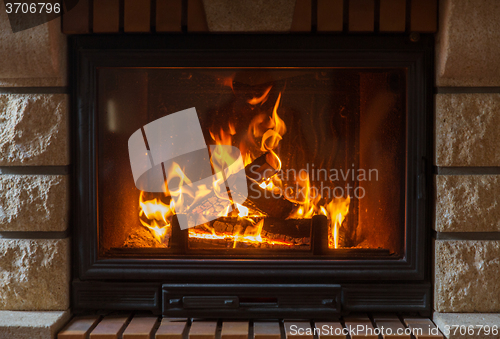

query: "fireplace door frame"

left=72, top=35, right=433, bottom=315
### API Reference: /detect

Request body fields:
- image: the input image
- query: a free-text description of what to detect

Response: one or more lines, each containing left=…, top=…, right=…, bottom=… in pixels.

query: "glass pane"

left=97, top=68, right=406, bottom=258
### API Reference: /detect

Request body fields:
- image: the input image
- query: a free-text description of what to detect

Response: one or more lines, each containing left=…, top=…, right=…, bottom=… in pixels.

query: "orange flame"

left=248, top=86, right=272, bottom=105
left=188, top=219, right=294, bottom=247
left=324, top=196, right=351, bottom=249
left=139, top=191, right=173, bottom=244
left=286, top=171, right=351, bottom=248
left=137, top=86, right=350, bottom=250
left=220, top=74, right=235, bottom=91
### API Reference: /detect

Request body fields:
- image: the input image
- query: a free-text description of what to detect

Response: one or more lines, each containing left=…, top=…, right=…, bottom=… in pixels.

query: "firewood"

left=187, top=152, right=294, bottom=219
left=239, top=178, right=294, bottom=219
left=244, top=152, right=279, bottom=182
left=263, top=218, right=311, bottom=238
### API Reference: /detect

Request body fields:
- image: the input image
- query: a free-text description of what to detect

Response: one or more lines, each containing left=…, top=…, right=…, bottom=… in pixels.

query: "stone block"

left=0, top=238, right=70, bottom=310
left=436, top=0, right=500, bottom=86
left=0, top=2, right=66, bottom=86
left=0, top=311, right=71, bottom=339
left=202, top=0, right=296, bottom=32
left=433, top=313, right=500, bottom=339
left=0, top=310, right=70, bottom=339
left=0, top=94, right=69, bottom=166
left=434, top=240, right=500, bottom=313
left=0, top=175, right=69, bottom=232
left=435, top=94, right=500, bottom=167
left=435, top=175, right=500, bottom=232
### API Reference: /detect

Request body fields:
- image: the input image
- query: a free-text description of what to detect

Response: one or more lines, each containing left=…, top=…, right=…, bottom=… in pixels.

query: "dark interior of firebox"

left=97, top=67, right=406, bottom=259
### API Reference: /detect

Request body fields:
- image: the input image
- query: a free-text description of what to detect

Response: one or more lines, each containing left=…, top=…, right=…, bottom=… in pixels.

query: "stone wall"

left=433, top=0, right=500, bottom=335
left=0, top=0, right=71, bottom=336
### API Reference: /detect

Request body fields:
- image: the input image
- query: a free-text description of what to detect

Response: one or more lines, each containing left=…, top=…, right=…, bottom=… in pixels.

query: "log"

left=244, top=152, right=279, bottom=182
left=188, top=152, right=294, bottom=219
left=187, top=217, right=311, bottom=250
left=243, top=152, right=294, bottom=218
left=240, top=177, right=295, bottom=219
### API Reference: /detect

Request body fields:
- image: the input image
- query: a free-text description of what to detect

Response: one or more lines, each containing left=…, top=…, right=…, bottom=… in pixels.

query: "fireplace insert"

left=72, top=35, right=433, bottom=317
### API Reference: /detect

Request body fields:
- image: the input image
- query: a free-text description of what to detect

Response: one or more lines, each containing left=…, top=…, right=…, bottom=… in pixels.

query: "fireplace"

left=72, top=35, right=432, bottom=317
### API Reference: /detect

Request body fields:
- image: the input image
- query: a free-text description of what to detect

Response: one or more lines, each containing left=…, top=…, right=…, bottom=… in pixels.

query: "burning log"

left=236, top=152, right=294, bottom=218
left=239, top=180, right=294, bottom=219
left=189, top=151, right=294, bottom=219
left=245, top=152, right=279, bottom=182
left=187, top=217, right=311, bottom=250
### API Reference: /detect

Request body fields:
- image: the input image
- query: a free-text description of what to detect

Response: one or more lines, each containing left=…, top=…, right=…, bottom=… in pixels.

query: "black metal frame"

left=71, top=34, right=433, bottom=316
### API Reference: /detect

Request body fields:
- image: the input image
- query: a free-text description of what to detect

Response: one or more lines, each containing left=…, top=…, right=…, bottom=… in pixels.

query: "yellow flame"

left=188, top=219, right=293, bottom=247
left=138, top=192, right=173, bottom=244
left=140, top=219, right=171, bottom=243
left=137, top=87, right=350, bottom=251
left=325, top=196, right=351, bottom=249
left=285, top=170, right=351, bottom=248
left=261, top=93, right=286, bottom=153
left=235, top=203, right=249, bottom=218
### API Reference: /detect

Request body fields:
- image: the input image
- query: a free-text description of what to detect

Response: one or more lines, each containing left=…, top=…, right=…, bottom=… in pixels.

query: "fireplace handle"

left=182, top=296, right=239, bottom=309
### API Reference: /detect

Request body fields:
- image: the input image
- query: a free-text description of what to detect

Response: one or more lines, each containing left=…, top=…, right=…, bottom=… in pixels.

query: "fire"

left=285, top=170, right=351, bottom=248
left=137, top=85, right=351, bottom=250
left=138, top=192, right=174, bottom=244
left=248, top=86, right=272, bottom=105
left=188, top=219, right=295, bottom=248
left=219, top=74, right=235, bottom=91
left=324, top=196, right=351, bottom=249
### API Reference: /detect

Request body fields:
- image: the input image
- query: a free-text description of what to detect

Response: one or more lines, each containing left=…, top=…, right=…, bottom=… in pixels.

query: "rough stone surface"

left=435, top=175, right=500, bottom=232
left=435, top=93, right=500, bottom=167
left=0, top=77, right=66, bottom=87
left=0, top=94, right=69, bottom=166
left=202, top=0, right=296, bottom=32
left=0, top=310, right=70, bottom=339
left=436, top=0, right=500, bottom=86
left=0, top=1, right=66, bottom=85
left=434, top=240, right=500, bottom=313
left=0, top=175, right=69, bottom=232
left=0, top=239, right=70, bottom=311
left=433, top=313, right=500, bottom=339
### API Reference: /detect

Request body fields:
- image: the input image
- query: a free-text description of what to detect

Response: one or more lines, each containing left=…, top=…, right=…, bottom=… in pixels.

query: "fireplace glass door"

left=97, top=67, right=406, bottom=259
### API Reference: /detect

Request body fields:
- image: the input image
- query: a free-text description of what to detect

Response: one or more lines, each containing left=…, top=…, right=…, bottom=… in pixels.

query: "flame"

left=325, top=196, right=351, bottom=249
left=248, top=86, right=272, bottom=105
left=261, top=93, right=286, bottom=151
left=286, top=171, right=351, bottom=248
left=235, top=203, right=249, bottom=218
left=286, top=171, right=320, bottom=218
left=138, top=192, right=173, bottom=244
left=220, top=74, right=235, bottom=91
left=141, top=219, right=171, bottom=243
left=136, top=86, right=350, bottom=250
left=239, top=89, right=287, bottom=168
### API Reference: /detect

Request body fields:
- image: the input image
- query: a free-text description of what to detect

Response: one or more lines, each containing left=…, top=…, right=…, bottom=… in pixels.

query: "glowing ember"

left=188, top=220, right=294, bottom=247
